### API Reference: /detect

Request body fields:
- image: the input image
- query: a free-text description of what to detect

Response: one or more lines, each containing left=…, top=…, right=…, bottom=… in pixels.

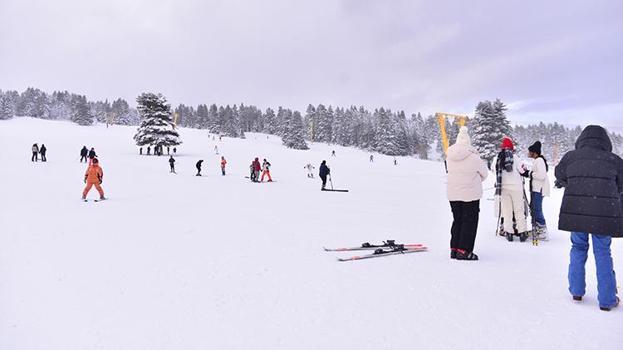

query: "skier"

left=446, top=127, right=488, bottom=261
left=220, top=156, right=227, bottom=175
left=261, top=159, right=272, bottom=182
left=393, top=158, right=397, bottom=166
left=331, top=150, right=336, bottom=157
left=167, top=146, right=170, bottom=155
left=494, top=136, right=529, bottom=241
left=214, top=145, right=219, bottom=155
left=169, top=156, right=176, bottom=173
left=80, top=146, right=88, bottom=162
left=196, top=160, right=203, bottom=176
left=147, top=146, right=151, bottom=155
left=82, top=158, right=105, bottom=201
left=88, top=147, right=97, bottom=165
left=249, top=162, right=255, bottom=182
left=40, top=144, right=47, bottom=162
left=319, top=160, right=330, bottom=190
left=251, top=158, right=261, bottom=182
left=555, top=125, right=622, bottom=311
left=140, top=147, right=143, bottom=155
left=304, top=163, right=315, bottom=178
left=521, top=141, right=550, bottom=240
left=173, top=147, right=177, bottom=154
left=31, top=143, right=39, bottom=162
left=370, top=154, right=374, bottom=162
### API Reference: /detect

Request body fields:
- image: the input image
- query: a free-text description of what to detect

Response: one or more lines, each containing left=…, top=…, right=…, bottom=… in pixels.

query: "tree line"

left=2, top=87, right=621, bottom=160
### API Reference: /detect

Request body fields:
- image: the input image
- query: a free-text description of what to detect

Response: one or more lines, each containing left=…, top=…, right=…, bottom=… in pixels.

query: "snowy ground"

left=0, top=117, right=621, bottom=350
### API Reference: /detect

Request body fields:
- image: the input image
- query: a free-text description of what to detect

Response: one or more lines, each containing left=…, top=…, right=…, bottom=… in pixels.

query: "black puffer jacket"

left=555, top=125, right=623, bottom=237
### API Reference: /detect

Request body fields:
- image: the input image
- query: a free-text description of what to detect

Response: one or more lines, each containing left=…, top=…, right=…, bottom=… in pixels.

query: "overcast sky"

left=1, top=0, right=621, bottom=129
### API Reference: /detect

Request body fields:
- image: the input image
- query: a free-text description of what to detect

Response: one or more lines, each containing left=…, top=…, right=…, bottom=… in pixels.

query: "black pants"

left=80, top=155, right=87, bottom=162
left=196, top=167, right=201, bottom=176
left=41, top=153, right=46, bottom=162
left=449, top=200, right=480, bottom=252
left=320, top=176, right=327, bottom=188
left=170, top=165, right=175, bottom=173
left=31, top=152, right=38, bottom=161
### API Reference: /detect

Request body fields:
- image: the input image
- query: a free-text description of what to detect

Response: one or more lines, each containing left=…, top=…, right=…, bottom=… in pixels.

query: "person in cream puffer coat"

left=446, top=126, right=488, bottom=260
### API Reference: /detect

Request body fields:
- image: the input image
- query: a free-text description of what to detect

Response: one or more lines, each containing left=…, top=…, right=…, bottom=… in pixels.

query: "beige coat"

left=446, top=143, right=488, bottom=202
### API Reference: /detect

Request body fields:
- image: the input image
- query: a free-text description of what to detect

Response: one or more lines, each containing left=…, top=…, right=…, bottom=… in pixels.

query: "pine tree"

left=70, top=95, right=94, bottom=126
left=133, top=93, right=181, bottom=150
left=304, top=104, right=316, bottom=141
left=263, top=108, right=277, bottom=134
left=315, top=104, right=333, bottom=142
left=0, top=94, right=13, bottom=120
left=469, top=99, right=512, bottom=162
left=196, top=104, right=209, bottom=129
left=282, top=110, right=309, bottom=150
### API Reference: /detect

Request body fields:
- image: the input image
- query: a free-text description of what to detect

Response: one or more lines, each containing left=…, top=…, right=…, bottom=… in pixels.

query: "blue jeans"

left=568, top=232, right=618, bottom=308
left=531, top=191, right=545, bottom=226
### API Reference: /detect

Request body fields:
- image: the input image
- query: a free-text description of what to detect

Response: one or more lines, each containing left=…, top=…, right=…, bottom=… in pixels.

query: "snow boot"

left=451, top=249, right=457, bottom=259
left=600, top=297, right=620, bottom=312
left=455, top=249, right=478, bottom=261
left=506, top=232, right=514, bottom=242
left=519, top=231, right=529, bottom=242
left=572, top=295, right=582, bottom=302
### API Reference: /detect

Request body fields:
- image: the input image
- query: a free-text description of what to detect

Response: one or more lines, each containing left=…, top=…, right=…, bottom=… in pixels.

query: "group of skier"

left=30, top=143, right=47, bottom=162
left=167, top=156, right=227, bottom=176
left=139, top=145, right=176, bottom=156
left=249, top=158, right=272, bottom=182
left=445, top=125, right=621, bottom=311
left=80, top=146, right=97, bottom=163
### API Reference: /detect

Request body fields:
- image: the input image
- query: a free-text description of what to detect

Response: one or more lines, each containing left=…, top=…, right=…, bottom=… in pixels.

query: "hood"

left=575, top=125, right=612, bottom=152
left=447, top=144, right=479, bottom=162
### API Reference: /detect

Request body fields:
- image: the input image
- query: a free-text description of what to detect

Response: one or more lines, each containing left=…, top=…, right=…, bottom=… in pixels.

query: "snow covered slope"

left=0, top=118, right=620, bottom=350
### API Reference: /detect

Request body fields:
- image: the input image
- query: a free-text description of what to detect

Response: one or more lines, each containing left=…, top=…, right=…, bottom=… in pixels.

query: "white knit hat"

left=455, top=126, right=471, bottom=146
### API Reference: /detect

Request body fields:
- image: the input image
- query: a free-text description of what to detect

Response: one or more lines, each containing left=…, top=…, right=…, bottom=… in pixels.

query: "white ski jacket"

left=530, top=157, right=550, bottom=196
left=446, top=143, right=488, bottom=202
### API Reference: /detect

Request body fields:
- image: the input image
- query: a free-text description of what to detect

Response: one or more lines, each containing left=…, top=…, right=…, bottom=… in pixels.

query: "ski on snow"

left=324, top=240, right=424, bottom=252
left=321, top=188, right=349, bottom=192
left=337, top=246, right=428, bottom=262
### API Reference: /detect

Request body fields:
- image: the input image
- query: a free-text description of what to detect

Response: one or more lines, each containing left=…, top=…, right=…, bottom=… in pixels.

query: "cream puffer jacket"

left=446, top=143, right=488, bottom=202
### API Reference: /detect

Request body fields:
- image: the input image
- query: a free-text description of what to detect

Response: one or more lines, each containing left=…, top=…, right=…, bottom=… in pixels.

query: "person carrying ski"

left=82, top=158, right=105, bottom=200
left=88, top=147, right=97, bottom=165
left=555, top=125, right=622, bottom=311
left=196, top=160, right=203, bottom=176
left=494, top=137, right=529, bottom=241
left=446, top=127, right=488, bottom=261
left=221, top=156, right=227, bottom=175
left=521, top=141, right=550, bottom=240
left=31, top=143, right=39, bottom=162
left=80, top=146, right=88, bottom=162
left=319, top=160, right=330, bottom=190
left=261, top=159, right=272, bottom=182
left=304, top=163, right=315, bottom=178
left=251, top=158, right=261, bottom=182
left=169, top=156, right=176, bottom=173
left=40, top=144, right=47, bottom=162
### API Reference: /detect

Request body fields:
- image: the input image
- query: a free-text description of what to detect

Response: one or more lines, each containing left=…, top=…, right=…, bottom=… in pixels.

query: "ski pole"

left=329, top=174, right=334, bottom=190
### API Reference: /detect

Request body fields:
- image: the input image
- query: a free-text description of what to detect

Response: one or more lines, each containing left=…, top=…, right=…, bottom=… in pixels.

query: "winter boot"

left=455, top=249, right=478, bottom=261
left=519, top=231, right=529, bottom=242
left=600, top=297, right=620, bottom=312
left=572, top=295, right=582, bottom=302
left=450, top=249, right=457, bottom=259
left=506, top=232, right=514, bottom=242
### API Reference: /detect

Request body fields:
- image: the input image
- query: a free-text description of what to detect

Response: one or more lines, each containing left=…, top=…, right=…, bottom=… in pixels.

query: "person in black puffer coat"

left=555, top=125, right=623, bottom=311
left=319, top=160, right=330, bottom=190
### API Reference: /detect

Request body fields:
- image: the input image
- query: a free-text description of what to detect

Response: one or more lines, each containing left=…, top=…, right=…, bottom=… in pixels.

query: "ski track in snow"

left=0, top=118, right=621, bottom=350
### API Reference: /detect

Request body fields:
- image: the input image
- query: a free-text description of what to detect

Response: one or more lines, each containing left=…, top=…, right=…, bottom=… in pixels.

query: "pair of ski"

left=321, top=188, right=349, bottom=192
left=324, top=240, right=427, bottom=262
left=83, top=198, right=107, bottom=202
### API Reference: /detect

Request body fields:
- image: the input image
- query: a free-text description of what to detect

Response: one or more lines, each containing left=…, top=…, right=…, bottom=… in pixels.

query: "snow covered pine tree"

left=469, top=99, right=512, bottom=165
left=282, top=111, right=309, bottom=149
left=133, top=93, right=182, bottom=153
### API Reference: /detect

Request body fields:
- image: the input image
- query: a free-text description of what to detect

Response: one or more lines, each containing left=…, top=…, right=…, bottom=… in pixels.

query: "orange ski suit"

left=82, top=164, right=105, bottom=199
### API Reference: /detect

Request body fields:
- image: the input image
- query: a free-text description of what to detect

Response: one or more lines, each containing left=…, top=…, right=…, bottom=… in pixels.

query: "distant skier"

left=40, top=144, right=47, bottom=162
left=139, top=147, right=143, bottom=155
left=261, top=159, right=272, bottom=182
left=251, top=158, right=261, bottom=182
left=214, top=145, right=219, bottom=155
left=521, top=141, right=550, bottom=240
left=173, top=147, right=177, bottom=154
left=147, top=146, right=151, bottom=155
left=196, top=160, right=203, bottom=176
left=393, top=158, right=397, bottom=166
left=169, top=156, right=176, bottom=173
left=446, top=127, right=488, bottom=260
left=319, top=160, right=330, bottom=190
left=31, top=143, right=39, bottom=162
left=249, top=162, right=255, bottom=182
left=221, top=156, right=227, bottom=175
left=88, top=147, right=97, bottom=165
left=495, top=137, right=528, bottom=241
left=370, top=154, right=374, bottom=162
left=80, top=146, right=88, bottom=162
left=82, top=158, right=105, bottom=201
left=331, top=150, right=336, bottom=157
left=555, top=125, right=622, bottom=311
left=304, top=163, right=315, bottom=178
left=167, top=146, right=170, bottom=155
